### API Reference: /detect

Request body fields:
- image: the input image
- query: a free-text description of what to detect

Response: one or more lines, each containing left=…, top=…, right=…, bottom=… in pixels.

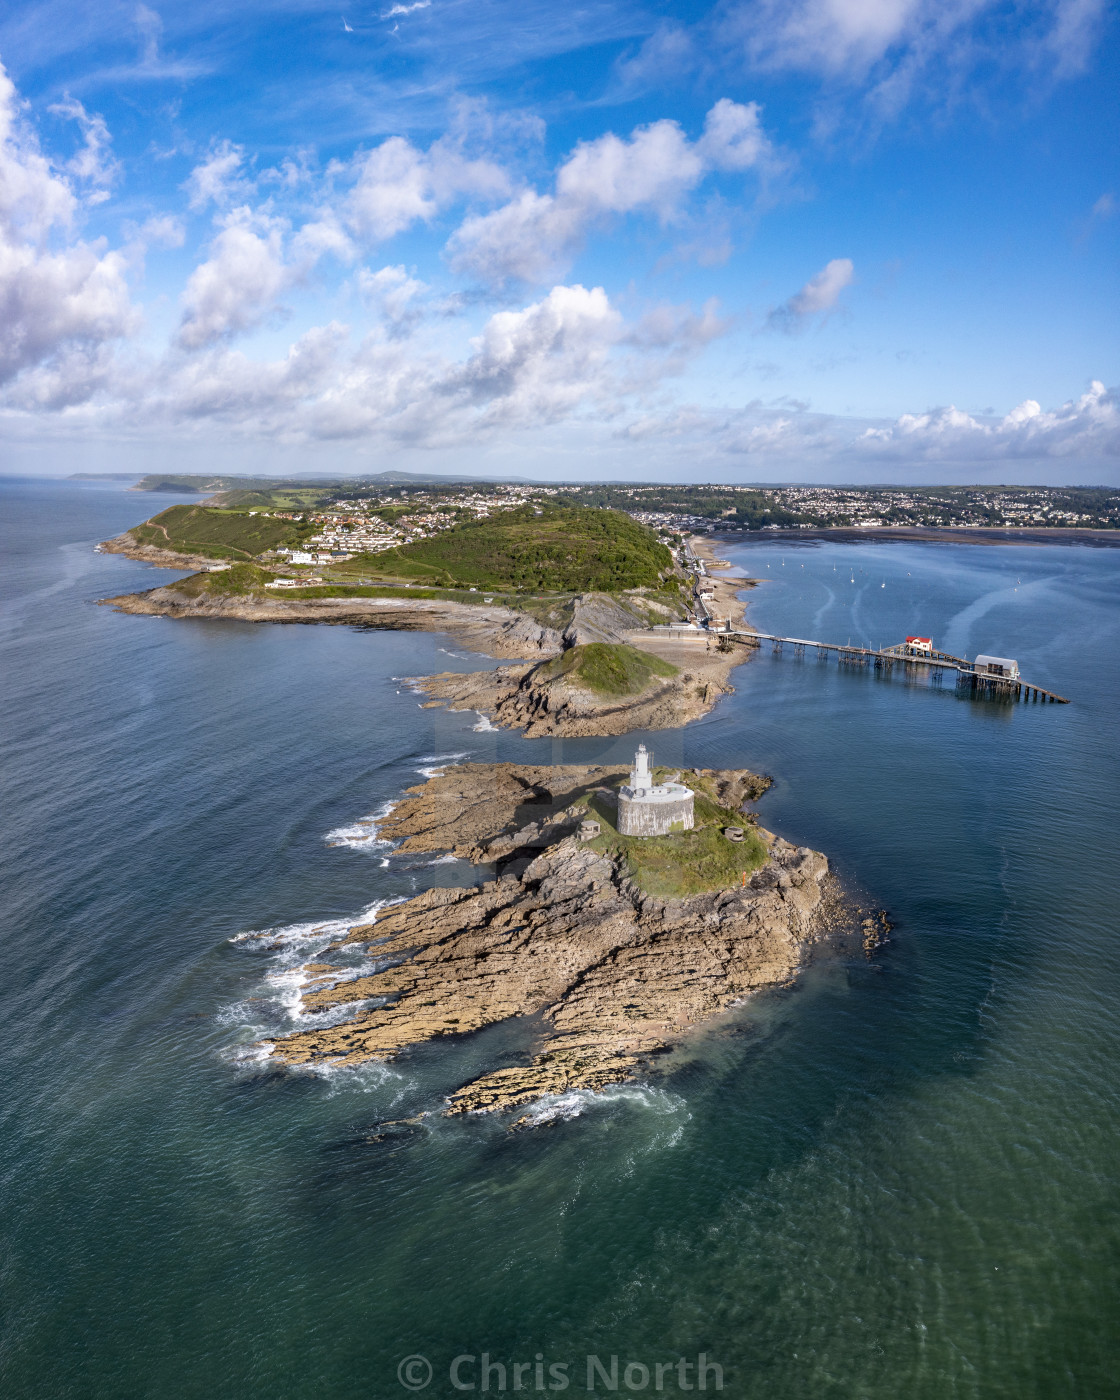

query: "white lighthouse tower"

left=617, top=744, right=694, bottom=837
left=629, top=743, right=654, bottom=794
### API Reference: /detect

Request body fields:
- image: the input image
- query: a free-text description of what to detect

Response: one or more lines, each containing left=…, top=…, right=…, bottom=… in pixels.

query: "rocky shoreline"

left=411, top=643, right=745, bottom=737
left=265, top=762, right=843, bottom=1117
left=411, top=538, right=758, bottom=735
left=104, top=582, right=564, bottom=659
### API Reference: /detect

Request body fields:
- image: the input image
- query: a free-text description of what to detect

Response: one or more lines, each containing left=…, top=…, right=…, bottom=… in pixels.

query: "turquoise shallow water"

left=1, top=480, right=1118, bottom=1399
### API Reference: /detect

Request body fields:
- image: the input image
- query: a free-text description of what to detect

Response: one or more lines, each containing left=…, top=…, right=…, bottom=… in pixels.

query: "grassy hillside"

left=129, top=505, right=312, bottom=560
left=363, top=504, right=673, bottom=591
left=126, top=500, right=674, bottom=592
left=535, top=643, right=678, bottom=697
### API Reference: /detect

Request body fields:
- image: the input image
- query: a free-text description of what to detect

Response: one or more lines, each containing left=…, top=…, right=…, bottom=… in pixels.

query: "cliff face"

left=265, top=763, right=834, bottom=1117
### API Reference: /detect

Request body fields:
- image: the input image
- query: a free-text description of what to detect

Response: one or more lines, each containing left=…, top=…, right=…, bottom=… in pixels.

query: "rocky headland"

left=412, top=541, right=759, bottom=736
left=103, top=578, right=564, bottom=658
left=412, top=639, right=746, bottom=736
left=266, top=762, right=840, bottom=1117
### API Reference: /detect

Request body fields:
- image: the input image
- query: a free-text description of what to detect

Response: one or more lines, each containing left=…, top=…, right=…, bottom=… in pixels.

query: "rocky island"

left=265, top=756, right=839, bottom=1116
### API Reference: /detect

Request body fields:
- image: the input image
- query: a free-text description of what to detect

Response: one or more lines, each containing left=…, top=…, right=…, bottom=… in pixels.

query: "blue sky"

left=0, top=0, right=1117, bottom=481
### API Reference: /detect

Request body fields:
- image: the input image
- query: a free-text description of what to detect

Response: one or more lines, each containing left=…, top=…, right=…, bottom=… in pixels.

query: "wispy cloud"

left=381, top=1, right=431, bottom=18
left=766, top=259, right=854, bottom=333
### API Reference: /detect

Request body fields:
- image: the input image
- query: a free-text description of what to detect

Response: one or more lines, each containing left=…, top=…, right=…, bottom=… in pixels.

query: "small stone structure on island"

left=617, top=744, right=695, bottom=837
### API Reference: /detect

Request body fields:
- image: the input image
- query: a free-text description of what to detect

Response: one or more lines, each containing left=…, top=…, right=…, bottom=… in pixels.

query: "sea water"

left=1, top=479, right=1117, bottom=1399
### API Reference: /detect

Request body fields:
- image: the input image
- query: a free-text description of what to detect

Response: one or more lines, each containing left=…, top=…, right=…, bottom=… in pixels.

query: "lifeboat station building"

left=973, top=654, right=1020, bottom=680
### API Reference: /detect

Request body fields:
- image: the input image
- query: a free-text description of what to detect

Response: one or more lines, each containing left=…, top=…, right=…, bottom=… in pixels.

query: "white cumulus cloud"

left=176, top=208, right=293, bottom=349
left=185, top=141, right=251, bottom=211
left=445, top=283, right=623, bottom=424
left=0, top=62, right=136, bottom=400
left=357, top=263, right=428, bottom=330
left=861, top=380, right=1120, bottom=460
left=342, top=133, right=510, bottom=244
left=448, top=100, right=776, bottom=287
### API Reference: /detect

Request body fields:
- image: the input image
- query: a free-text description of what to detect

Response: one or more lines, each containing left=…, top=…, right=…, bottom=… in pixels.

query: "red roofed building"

left=906, top=636, right=933, bottom=654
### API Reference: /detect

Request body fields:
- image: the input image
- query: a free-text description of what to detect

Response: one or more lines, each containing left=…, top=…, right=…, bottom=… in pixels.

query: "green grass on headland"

left=127, top=500, right=676, bottom=595
left=174, top=564, right=277, bottom=594
left=130, top=505, right=312, bottom=560
left=175, top=568, right=524, bottom=606
left=580, top=769, right=768, bottom=898
left=535, top=643, right=678, bottom=697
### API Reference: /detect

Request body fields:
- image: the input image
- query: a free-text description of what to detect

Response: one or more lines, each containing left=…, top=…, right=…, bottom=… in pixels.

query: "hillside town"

left=234, top=481, right=1119, bottom=568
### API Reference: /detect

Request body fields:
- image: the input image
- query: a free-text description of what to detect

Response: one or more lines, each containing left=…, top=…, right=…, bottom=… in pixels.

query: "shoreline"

left=100, top=520, right=879, bottom=1119
left=102, top=583, right=565, bottom=660
left=406, top=535, right=760, bottom=736
left=702, top=523, right=1120, bottom=549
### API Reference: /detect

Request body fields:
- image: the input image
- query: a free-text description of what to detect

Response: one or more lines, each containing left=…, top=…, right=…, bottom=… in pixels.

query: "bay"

left=1, top=479, right=1116, bottom=1399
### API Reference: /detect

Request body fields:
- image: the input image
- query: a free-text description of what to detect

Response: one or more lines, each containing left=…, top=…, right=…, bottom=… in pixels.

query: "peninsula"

left=101, top=495, right=757, bottom=735
left=266, top=756, right=840, bottom=1115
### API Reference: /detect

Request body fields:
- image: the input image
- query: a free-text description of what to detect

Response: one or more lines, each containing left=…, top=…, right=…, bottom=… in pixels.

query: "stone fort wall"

left=618, top=793, right=695, bottom=837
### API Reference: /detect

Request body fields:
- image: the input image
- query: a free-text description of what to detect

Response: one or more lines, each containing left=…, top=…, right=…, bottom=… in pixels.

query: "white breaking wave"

left=324, top=798, right=398, bottom=850
left=221, top=896, right=404, bottom=1056
left=473, top=711, right=497, bottom=731
left=415, top=750, right=469, bottom=778
left=513, top=1082, right=689, bottom=1128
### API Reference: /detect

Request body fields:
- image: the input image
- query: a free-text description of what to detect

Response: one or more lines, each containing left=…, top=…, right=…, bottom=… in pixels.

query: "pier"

left=655, top=535, right=1069, bottom=703
left=649, top=623, right=1069, bottom=703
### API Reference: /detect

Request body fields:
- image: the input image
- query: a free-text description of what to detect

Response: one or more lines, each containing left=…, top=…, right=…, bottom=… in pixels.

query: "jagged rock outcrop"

left=413, top=646, right=742, bottom=736
left=561, top=592, right=654, bottom=646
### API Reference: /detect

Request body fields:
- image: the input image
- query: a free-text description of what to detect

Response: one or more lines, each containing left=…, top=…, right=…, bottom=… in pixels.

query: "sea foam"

left=324, top=799, right=398, bottom=851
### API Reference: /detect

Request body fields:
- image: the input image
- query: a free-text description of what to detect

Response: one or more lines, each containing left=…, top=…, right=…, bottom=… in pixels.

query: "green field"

left=129, top=505, right=313, bottom=561
left=174, top=567, right=518, bottom=606
left=535, top=642, right=678, bottom=697
left=579, top=770, right=768, bottom=897
left=360, top=504, right=673, bottom=591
